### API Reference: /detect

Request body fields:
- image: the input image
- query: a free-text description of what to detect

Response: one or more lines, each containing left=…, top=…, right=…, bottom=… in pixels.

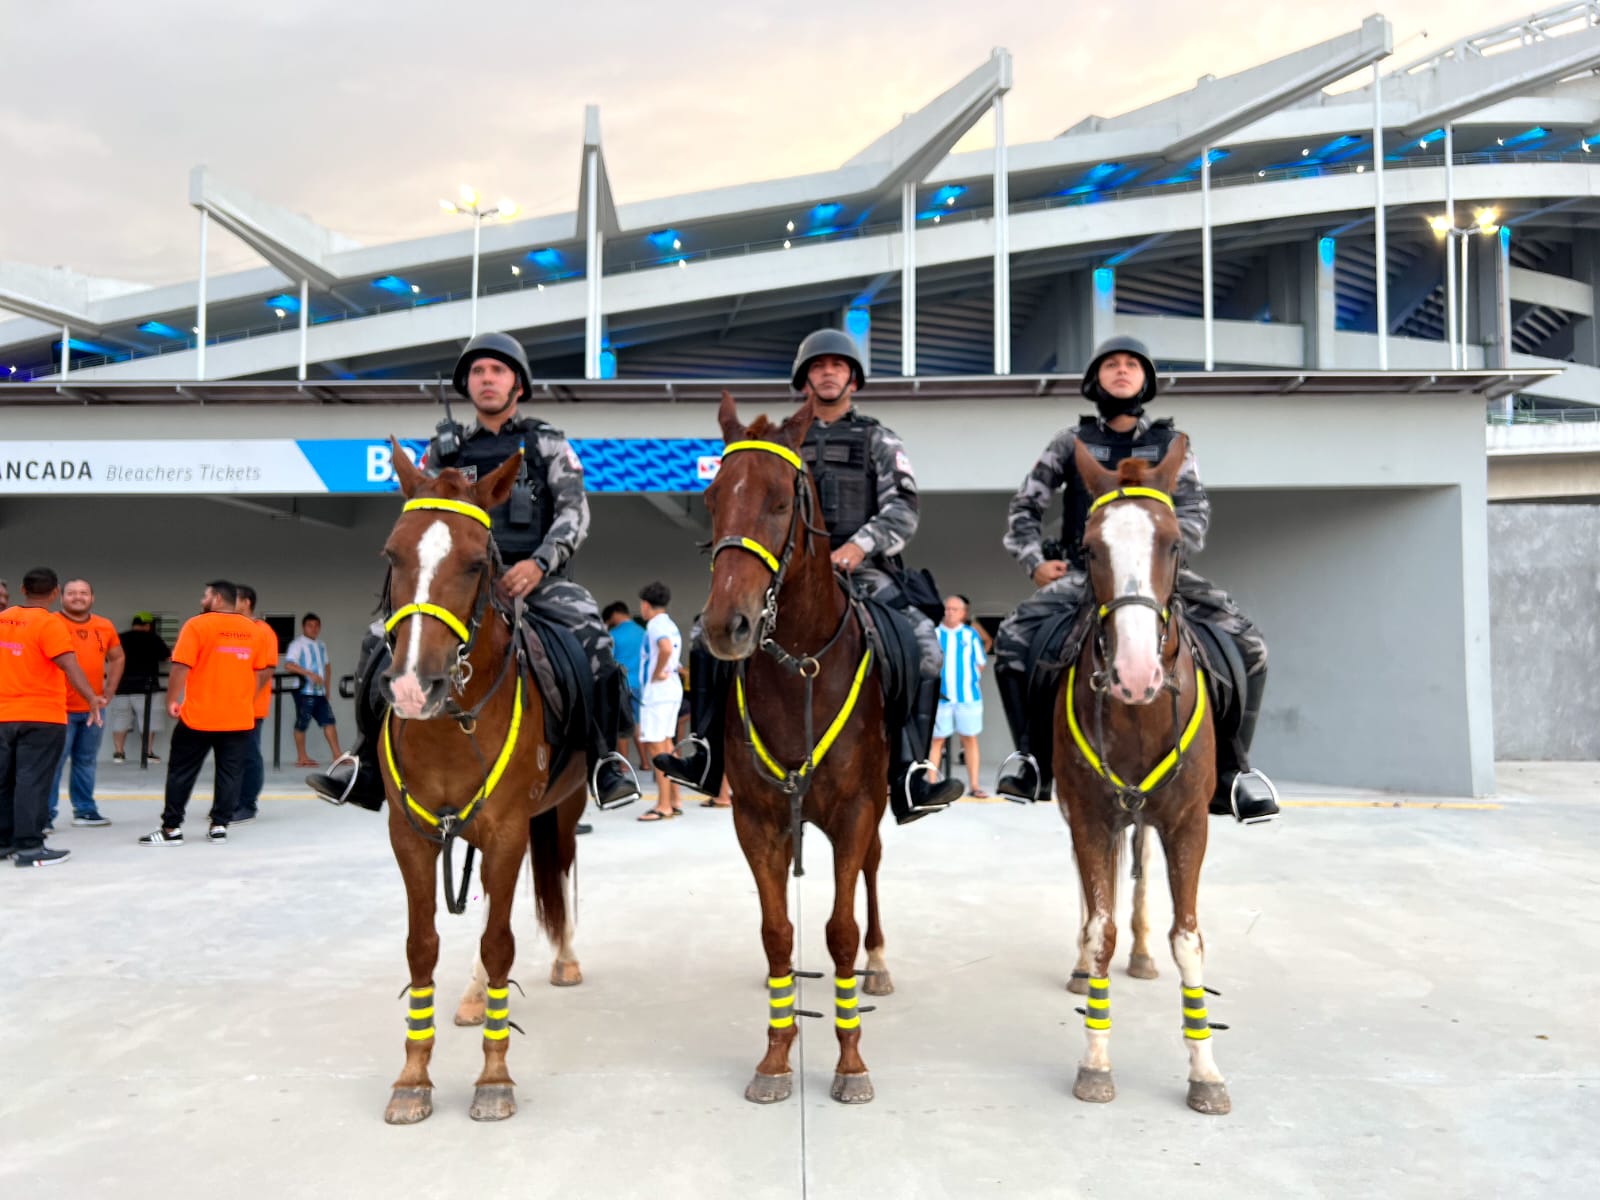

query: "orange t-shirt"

left=57, top=613, right=121, bottom=714
left=251, top=620, right=280, bottom=720
left=0, top=605, right=76, bottom=724
left=172, top=611, right=275, bottom=732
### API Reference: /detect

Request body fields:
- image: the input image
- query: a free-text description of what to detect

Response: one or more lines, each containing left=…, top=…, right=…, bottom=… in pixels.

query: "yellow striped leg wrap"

left=767, top=974, right=796, bottom=1029
left=1084, top=977, right=1111, bottom=1032
left=834, top=976, right=860, bottom=1030
left=1182, top=985, right=1212, bottom=1041
left=484, top=985, right=511, bottom=1042
left=406, top=985, right=436, bottom=1041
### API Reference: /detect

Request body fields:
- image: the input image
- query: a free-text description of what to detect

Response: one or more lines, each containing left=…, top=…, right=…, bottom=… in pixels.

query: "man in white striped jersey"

left=930, top=595, right=989, bottom=799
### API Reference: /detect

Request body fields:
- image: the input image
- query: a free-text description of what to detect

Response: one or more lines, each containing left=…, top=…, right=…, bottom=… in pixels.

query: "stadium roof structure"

left=6, top=4, right=1600, bottom=411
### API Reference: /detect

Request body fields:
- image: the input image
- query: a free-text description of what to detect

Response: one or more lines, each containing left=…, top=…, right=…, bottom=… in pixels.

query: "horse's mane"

left=417, top=467, right=477, bottom=500
left=743, top=414, right=781, bottom=441
left=1115, top=458, right=1153, bottom=487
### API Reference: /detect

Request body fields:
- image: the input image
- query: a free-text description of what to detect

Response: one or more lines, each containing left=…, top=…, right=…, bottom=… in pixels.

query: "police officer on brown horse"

left=655, top=328, right=965, bottom=824
left=308, top=332, right=641, bottom=812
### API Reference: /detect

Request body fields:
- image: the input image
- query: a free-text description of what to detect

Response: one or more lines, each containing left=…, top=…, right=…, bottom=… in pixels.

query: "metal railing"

left=1489, top=404, right=1600, bottom=424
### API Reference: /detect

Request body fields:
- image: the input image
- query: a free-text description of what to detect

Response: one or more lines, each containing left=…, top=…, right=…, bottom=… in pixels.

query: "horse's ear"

left=1150, top=433, right=1189, bottom=496
left=476, top=451, right=522, bottom=511
left=780, top=395, right=815, bottom=450
left=391, top=436, right=424, bottom=498
left=718, top=390, right=744, bottom=443
left=1072, top=436, right=1119, bottom=498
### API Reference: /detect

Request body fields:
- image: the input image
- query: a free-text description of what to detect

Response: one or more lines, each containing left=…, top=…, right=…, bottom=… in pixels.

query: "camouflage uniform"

left=996, top=417, right=1266, bottom=676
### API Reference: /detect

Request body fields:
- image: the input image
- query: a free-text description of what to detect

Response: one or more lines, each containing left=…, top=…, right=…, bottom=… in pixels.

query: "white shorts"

left=638, top=685, right=683, bottom=743
left=934, top=700, right=983, bottom=738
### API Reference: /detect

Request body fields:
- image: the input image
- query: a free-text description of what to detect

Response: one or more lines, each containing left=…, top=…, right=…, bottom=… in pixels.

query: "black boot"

left=653, top=645, right=728, bottom=797
left=308, top=641, right=388, bottom=812
left=1210, top=669, right=1279, bottom=823
left=590, top=664, right=641, bottom=811
left=994, top=666, right=1043, bottom=803
left=889, top=678, right=965, bottom=825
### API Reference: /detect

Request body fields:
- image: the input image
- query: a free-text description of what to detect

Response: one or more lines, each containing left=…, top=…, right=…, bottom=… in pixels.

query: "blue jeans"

left=236, top=719, right=264, bottom=816
left=50, top=711, right=105, bottom=821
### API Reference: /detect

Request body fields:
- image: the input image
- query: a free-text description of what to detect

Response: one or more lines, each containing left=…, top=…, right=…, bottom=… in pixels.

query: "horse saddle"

left=855, top=594, right=919, bottom=735
left=513, top=612, right=591, bottom=784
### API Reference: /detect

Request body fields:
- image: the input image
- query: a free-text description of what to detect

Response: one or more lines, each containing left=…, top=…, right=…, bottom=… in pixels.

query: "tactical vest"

left=800, top=411, right=879, bottom=551
left=1061, top=416, right=1180, bottom=568
left=431, top=416, right=559, bottom=568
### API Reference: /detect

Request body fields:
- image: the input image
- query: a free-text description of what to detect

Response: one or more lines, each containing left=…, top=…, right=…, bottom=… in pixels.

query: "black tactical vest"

left=801, top=411, right=879, bottom=551
left=430, top=416, right=558, bottom=567
left=1061, top=416, right=1180, bottom=568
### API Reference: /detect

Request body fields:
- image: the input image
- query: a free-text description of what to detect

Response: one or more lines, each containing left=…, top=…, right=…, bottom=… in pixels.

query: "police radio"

left=433, top=375, right=464, bottom=461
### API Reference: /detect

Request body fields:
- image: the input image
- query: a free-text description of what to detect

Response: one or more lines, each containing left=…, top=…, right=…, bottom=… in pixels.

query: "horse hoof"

left=744, top=1072, right=793, bottom=1104
left=1187, top=1080, right=1232, bottom=1116
left=1127, top=954, right=1160, bottom=980
left=469, top=1084, right=518, bottom=1122
left=1066, top=975, right=1089, bottom=995
left=384, top=1087, right=433, bottom=1125
left=861, top=970, right=895, bottom=997
left=1073, top=1068, right=1116, bottom=1104
left=454, top=1000, right=486, bottom=1026
left=549, top=960, right=583, bottom=987
left=831, top=1073, right=875, bottom=1104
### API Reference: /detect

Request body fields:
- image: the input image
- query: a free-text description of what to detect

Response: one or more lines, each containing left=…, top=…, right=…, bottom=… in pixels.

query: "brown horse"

left=1054, top=435, right=1231, bottom=1116
left=700, top=392, right=896, bottom=1106
left=378, top=441, right=589, bottom=1125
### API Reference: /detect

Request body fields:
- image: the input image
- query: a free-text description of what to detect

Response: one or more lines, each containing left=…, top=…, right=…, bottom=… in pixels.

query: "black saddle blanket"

left=515, top=612, right=592, bottom=785
left=859, top=596, right=919, bottom=733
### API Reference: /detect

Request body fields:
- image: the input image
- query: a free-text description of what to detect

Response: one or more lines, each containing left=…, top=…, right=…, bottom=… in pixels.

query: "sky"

left=0, top=0, right=1528, bottom=287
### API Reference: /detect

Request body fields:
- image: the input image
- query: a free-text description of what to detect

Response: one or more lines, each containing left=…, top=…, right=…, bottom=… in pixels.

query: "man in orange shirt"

left=139, top=580, right=274, bottom=847
left=50, top=578, right=124, bottom=829
left=2, top=568, right=106, bottom=868
left=230, top=584, right=279, bottom=824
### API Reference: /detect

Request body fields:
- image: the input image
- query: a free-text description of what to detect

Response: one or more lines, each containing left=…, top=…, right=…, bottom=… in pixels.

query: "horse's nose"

left=728, top=611, right=753, bottom=649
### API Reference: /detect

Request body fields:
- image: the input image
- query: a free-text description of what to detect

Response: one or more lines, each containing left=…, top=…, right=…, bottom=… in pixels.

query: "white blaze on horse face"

left=1099, top=504, right=1164, bottom=703
left=391, top=519, right=453, bottom=718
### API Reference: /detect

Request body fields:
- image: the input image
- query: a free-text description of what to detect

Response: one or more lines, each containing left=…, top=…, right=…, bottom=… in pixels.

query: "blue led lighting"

left=53, top=337, right=122, bottom=358
left=1503, top=126, right=1549, bottom=148
left=1318, top=237, right=1336, bottom=269
left=845, top=307, right=871, bottom=339
left=265, top=292, right=301, bottom=314
left=1060, top=161, right=1140, bottom=196
left=930, top=185, right=966, bottom=207
left=138, top=321, right=186, bottom=339
left=809, top=202, right=843, bottom=229
left=646, top=229, right=681, bottom=251
left=371, top=275, right=418, bottom=296
left=1500, top=225, right=1512, bottom=248
left=527, top=248, right=565, bottom=271
left=1093, top=268, right=1115, bottom=297
left=598, top=349, right=617, bottom=379
left=1155, top=149, right=1229, bottom=185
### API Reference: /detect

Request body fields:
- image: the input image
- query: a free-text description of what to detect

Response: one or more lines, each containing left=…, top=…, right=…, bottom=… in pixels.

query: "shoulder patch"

left=894, top=450, right=913, bottom=475
left=565, top=446, right=583, bottom=471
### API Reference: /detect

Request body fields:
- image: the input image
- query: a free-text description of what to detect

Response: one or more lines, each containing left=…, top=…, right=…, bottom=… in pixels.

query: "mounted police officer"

left=654, top=328, right=965, bottom=824
left=307, top=331, right=640, bottom=812
left=992, top=335, right=1279, bottom=823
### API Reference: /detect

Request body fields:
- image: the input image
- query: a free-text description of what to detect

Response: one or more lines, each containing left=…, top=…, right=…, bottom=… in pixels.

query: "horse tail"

left=526, top=806, right=571, bottom=949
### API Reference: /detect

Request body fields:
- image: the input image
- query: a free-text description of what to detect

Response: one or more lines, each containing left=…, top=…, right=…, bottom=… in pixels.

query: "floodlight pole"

left=297, top=278, right=309, bottom=381
left=901, top=181, right=917, bottom=377
left=1202, top=146, right=1214, bottom=370
left=585, top=147, right=602, bottom=379
left=1444, top=125, right=1458, bottom=369
left=60, top=323, right=69, bottom=376
left=992, top=92, right=1011, bottom=375
left=470, top=210, right=483, bottom=337
left=196, top=209, right=209, bottom=380
left=1373, top=64, right=1389, bottom=370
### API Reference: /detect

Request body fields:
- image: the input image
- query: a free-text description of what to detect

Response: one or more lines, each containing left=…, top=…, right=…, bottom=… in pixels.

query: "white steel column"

left=1201, top=147, right=1214, bottom=370
left=60, top=323, right=69, bottom=376
left=297, top=278, right=309, bottom=380
left=1444, top=125, right=1458, bottom=369
left=1460, top=232, right=1471, bottom=362
left=584, top=148, right=602, bottom=380
left=469, top=211, right=483, bottom=337
left=901, top=181, right=916, bottom=377
left=196, top=209, right=209, bottom=380
left=992, top=93, right=1011, bottom=375
left=1373, top=65, right=1389, bottom=370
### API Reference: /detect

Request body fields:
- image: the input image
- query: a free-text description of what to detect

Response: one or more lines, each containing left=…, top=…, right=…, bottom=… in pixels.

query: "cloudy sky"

left=1, top=0, right=1523, bottom=286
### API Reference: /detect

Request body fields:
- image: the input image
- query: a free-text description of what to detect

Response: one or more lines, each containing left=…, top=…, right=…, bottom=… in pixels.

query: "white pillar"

left=469, top=210, right=482, bottom=337
left=584, top=149, right=602, bottom=380
left=901, top=181, right=917, bottom=377
left=1373, top=65, right=1389, bottom=370
left=1460, top=232, right=1471, bottom=363
left=1444, top=125, right=1458, bottom=369
left=196, top=209, right=209, bottom=380
left=1201, top=147, right=1214, bottom=370
left=297, top=278, right=309, bottom=381
left=60, top=323, right=70, bottom=376
left=992, top=93, right=1010, bottom=375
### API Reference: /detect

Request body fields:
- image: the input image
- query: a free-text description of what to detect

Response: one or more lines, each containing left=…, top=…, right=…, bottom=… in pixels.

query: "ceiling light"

left=1356, top=164, right=1365, bottom=173
left=190, top=326, right=199, bottom=334
left=511, top=265, right=521, bottom=275
left=786, top=220, right=795, bottom=232
left=677, top=259, right=687, bottom=269
left=672, top=238, right=681, bottom=250
left=783, top=239, right=791, bottom=249
left=933, top=214, right=941, bottom=224
left=273, top=308, right=286, bottom=319
left=537, top=283, right=545, bottom=291
left=946, top=195, right=956, bottom=205
left=1300, top=148, right=1310, bottom=157
left=1257, top=169, right=1266, bottom=177
left=410, top=284, right=421, bottom=294
left=1496, top=138, right=1505, bottom=146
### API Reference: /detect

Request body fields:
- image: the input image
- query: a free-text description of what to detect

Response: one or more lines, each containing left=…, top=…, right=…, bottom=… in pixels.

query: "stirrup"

left=656, top=734, right=711, bottom=791
left=591, top=751, right=641, bottom=811
left=904, top=761, right=960, bottom=812
left=314, top=752, right=361, bottom=807
left=996, top=751, right=1041, bottom=804
left=1229, top=768, right=1280, bottom=825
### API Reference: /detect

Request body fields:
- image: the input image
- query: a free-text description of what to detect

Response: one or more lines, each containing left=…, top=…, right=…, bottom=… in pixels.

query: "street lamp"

left=1429, top=206, right=1500, bottom=370
left=439, top=184, right=519, bottom=336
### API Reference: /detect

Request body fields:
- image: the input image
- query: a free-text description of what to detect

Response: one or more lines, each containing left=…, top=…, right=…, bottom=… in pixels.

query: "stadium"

left=5, top=5, right=1600, bottom=791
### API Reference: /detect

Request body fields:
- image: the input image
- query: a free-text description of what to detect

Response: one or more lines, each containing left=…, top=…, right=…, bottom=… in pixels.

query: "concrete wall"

left=1488, top=503, right=1600, bottom=759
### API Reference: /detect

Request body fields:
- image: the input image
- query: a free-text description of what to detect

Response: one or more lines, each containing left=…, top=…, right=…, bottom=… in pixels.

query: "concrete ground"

left=4, top=761, right=1597, bottom=1199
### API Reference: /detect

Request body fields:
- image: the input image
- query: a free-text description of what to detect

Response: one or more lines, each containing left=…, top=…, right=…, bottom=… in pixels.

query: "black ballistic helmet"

left=791, top=327, right=867, bottom=392
left=453, top=331, right=534, bottom=400
left=1081, top=335, right=1158, bottom=420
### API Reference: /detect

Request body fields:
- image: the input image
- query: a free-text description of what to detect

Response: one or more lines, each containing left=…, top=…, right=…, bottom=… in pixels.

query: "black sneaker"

left=111, top=752, right=126, bottom=763
left=13, top=846, right=72, bottom=867
left=72, top=813, right=112, bottom=827
left=206, top=825, right=228, bottom=843
left=230, top=809, right=258, bottom=825
left=575, top=823, right=593, bottom=836
left=139, top=828, right=184, bottom=846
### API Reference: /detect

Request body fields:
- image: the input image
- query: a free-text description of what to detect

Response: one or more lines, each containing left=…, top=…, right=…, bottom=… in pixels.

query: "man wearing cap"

left=110, top=612, right=170, bottom=763
left=989, top=336, right=1277, bottom=823
left=653, top=328, right=964, bottom=825
left=307, top=332, right=640, bottom=813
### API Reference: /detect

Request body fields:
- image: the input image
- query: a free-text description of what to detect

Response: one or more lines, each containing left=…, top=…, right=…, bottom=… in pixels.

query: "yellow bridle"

left=384, top=497, right=494, bottom=644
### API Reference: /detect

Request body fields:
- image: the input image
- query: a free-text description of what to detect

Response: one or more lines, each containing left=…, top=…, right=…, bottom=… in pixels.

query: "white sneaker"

left=138, top=828, right=184, bottom=846
left=206, top=825, right=228, bottom=843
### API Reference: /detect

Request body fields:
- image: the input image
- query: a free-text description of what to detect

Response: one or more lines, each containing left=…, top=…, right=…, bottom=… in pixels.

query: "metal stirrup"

left=997, top=750, right=1040, bottom=804
left=590, top=751, right=641, bottom=810
left=664, top=734, right=711, bottom=790
left=1229, top=768, right=1279, bottom=825
left=904, top=760, right=955, bottom=811
left=318, top=751, right=362, bottom=807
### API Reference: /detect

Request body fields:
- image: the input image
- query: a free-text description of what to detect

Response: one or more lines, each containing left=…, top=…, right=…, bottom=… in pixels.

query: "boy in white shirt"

left=636, top=582, right=684, bottom=820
